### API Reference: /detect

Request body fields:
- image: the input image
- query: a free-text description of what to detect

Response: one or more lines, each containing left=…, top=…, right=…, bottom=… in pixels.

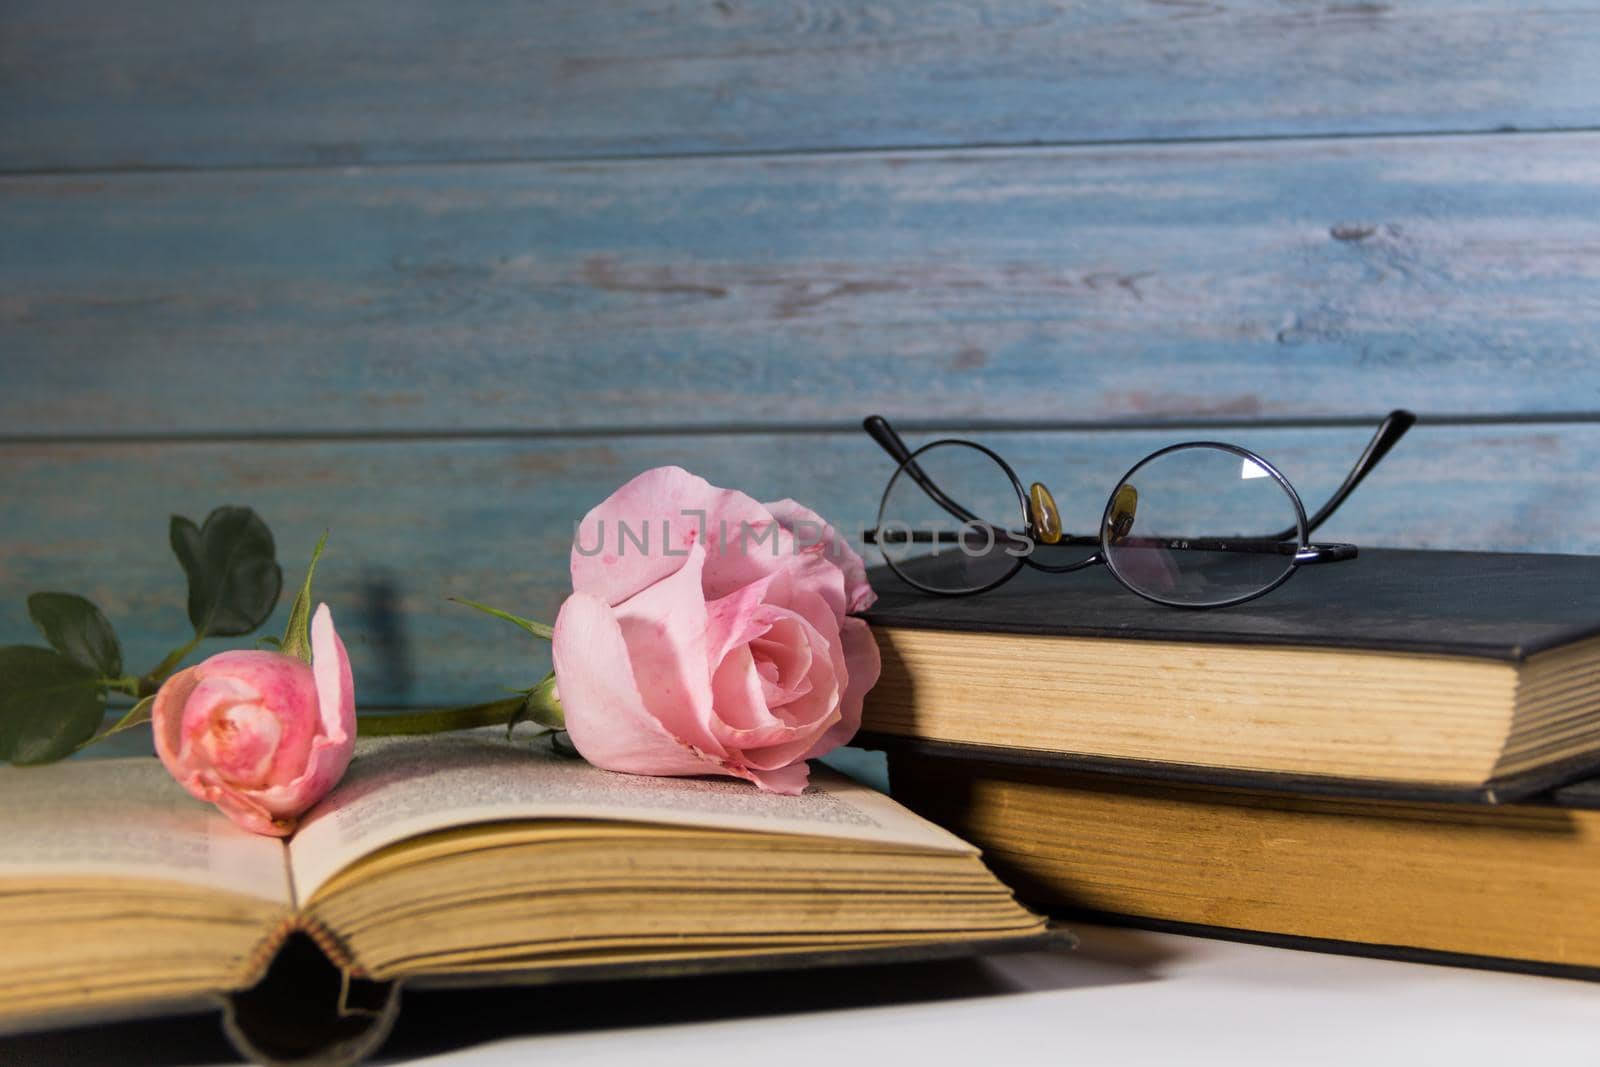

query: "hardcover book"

left=861, top=548, right=1600, bottom=798
left=0, top=731, right=1050, bottom=1065
left=888, top=747, right=1600, bottom=978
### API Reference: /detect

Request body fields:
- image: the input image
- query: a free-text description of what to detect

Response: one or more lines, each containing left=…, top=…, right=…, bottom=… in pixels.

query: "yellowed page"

left=0, top=758, right=291, bottom=905
left=288, top=730, right=974, bottom=901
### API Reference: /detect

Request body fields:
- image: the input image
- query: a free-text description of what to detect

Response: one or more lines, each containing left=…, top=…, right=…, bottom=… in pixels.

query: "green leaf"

left=80, top=694, right=156, bottom=752
left=0, top=646, right=107, bottom=765
left=27, top=592, right=122, bottom=676
left=507, top=671, right=564, bottom=738
left=170, top=506, right=283, bottom=638
left=281, top=531, right=329, bottom=663
left=256, top=635, right=283, bottom=650
left=449, top=597, right=554, bottom=640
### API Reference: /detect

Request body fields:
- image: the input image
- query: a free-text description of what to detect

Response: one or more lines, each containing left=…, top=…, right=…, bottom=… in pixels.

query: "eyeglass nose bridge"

left=1031, top=480, right=1140, bottom=547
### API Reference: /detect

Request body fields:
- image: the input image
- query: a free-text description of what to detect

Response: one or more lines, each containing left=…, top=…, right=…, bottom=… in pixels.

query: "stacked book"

left=859, top=548, right=1600, bottom=977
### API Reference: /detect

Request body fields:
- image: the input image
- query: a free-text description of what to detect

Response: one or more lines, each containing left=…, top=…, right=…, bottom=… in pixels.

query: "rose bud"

left=152, top=604, right=355, bottom=836
left=554, top=467, right=881, bottom=794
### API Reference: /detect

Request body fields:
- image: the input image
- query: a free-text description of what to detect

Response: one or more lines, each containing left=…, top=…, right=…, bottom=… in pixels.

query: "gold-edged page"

left=0, top=757, right=291, bottom=905
left=288, top=730, right=975, bottom=902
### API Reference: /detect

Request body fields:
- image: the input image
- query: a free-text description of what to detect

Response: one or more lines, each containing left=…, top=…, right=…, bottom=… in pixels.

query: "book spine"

left=221, top=930, right=398, bottom=1067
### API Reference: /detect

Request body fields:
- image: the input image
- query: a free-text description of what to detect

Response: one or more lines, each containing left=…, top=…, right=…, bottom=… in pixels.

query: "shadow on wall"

left=359, top=571, right=414, bottom=706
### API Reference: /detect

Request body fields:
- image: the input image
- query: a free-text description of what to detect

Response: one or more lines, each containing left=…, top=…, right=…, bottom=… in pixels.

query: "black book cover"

left=863, top=735, right=1600, bottom=806
left=863, top=548, right=1600, bottom=661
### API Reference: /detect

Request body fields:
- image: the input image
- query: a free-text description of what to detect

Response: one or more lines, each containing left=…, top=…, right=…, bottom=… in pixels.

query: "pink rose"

left=152, top=604, right=355, bottom=836
left=553, top=467, right=881, bottom=794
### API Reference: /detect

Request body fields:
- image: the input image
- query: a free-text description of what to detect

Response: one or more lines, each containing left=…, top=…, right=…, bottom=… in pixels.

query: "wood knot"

left=1330, top=223, right=1378, bottom=242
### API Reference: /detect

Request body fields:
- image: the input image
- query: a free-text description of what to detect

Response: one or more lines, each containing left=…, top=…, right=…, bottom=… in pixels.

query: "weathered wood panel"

left=5, top=133, right=1599, bottom=436
left=1, top=422, right=1593, bottom=705
left=5, top=1, right=1600, bottom=171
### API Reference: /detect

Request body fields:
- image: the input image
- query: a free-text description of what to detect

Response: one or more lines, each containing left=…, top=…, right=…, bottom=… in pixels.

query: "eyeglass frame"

left=861, top=410, right=1417, bottom=608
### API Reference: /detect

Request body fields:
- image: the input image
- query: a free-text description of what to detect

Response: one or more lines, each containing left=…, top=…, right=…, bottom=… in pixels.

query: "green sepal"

left=0, top=646, right=107, bottom=765
left=506, top=671, right=563, bottom=739
left=27, top=592, right=122, bottom=677
left=548, top=731, right=582, bottom=759
left=449, top=597, right=554, bottom=640
left=79, top=694, right=157, bottom=752
left=280, top=532, right=329, bottom=664
left=170, top=506, right=283, bottom=638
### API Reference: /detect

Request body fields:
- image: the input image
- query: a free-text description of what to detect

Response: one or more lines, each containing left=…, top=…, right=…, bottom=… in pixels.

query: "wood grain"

left=1, top=422, right=1594, bottom=706
left=5, top=1, right=1600, bottom=171
left=5, top=132, right=1600, bottom=436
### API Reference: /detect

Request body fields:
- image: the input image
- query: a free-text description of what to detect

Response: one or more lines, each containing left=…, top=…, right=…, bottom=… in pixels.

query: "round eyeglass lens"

left=1100, top=444, right=1305, bottom=607
left=877, top=441, right=1029, bottom=594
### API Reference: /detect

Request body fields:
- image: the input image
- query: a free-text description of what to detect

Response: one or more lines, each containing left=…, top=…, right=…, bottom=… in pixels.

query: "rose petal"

left=176, top=673, right=254, bottom=764
left=710, top=646, right=773, bottom=733
left=736, top=761, right=812, bottom=795
left=311, top=604, right=355, bottom=740
left=708, top=640, right=829, bottom=763
left=706, top=601, right=841, bottom=766
left=609, top=543, right=725, bottom=757
left=186, top=650, right=321, bottom=785
left=802, top=615, right=881, bottom=759
left=571, top=466, right=788, bottom=606
left=206, top=786, right=295, bottom=837
left=704, top=572, right=779, bottom=666
left=252, top=742, right=353, bottom=824
left=765, top=498, right=877, bottom=613
left=749, top=615, right=814, bottom=706
left=554, top=592, right=719, bottom=778
left=307, top=602, right=356, bottom=774
left=152, top=665, right=204, bottom=798
left=200, top=700, right=282, bottom=787
left=250, top=604, right=355, bottom=819
left=781, top=590, right=849, bottom=711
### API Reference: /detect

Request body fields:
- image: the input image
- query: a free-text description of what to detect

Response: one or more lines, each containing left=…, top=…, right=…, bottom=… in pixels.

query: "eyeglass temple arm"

left=1268, top=408, right=1417, bottom=540
left=863, top=414, right=981, bottom=525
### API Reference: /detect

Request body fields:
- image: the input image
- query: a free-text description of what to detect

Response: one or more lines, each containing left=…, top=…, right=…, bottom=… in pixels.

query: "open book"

left=0, top=731, right=1049, bottom=1064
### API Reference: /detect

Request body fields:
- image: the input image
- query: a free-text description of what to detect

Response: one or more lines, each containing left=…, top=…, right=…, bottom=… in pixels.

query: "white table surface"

left=8, top=923, right=1599, bottom=1066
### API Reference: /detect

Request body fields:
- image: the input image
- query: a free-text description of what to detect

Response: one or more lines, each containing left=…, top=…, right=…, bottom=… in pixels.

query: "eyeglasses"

left=862, top=411, right=1415, bottom=608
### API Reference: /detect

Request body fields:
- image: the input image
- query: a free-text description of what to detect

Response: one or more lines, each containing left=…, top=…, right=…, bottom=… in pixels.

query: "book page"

left=288, top=729, right=974, bottom=901
left=0, top=758, right=291, bottom=904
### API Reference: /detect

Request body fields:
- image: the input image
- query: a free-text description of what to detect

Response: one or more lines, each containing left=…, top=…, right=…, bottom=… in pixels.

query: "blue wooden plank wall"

left=3, top=1, right=1599, bottom=708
